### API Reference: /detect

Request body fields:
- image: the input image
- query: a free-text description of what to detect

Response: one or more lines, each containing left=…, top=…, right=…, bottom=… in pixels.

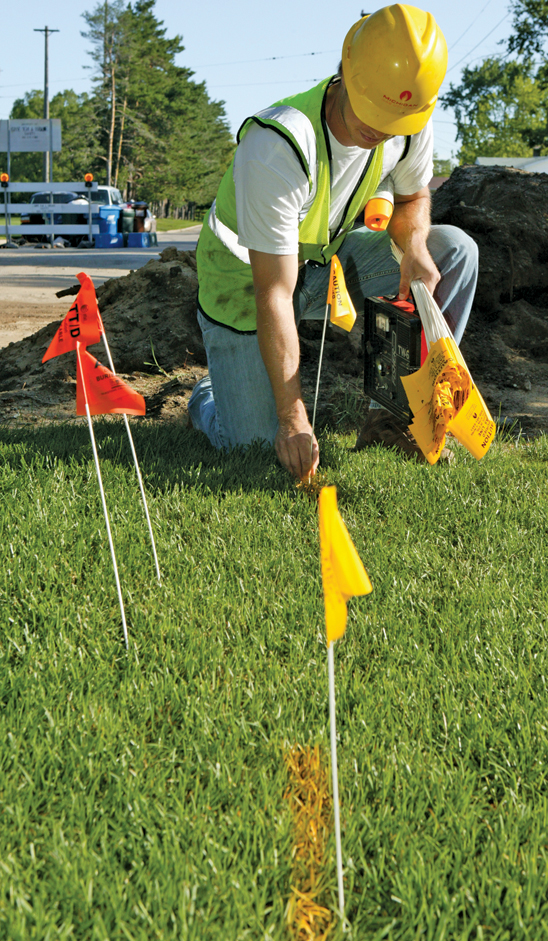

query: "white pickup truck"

left=20, top=185, right=127, bottom=245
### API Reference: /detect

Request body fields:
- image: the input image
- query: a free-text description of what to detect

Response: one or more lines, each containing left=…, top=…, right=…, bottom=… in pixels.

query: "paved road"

left=0, top=227, right=201, bottom=303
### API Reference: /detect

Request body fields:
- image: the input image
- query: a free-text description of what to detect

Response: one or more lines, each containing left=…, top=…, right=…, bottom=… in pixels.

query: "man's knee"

left=429, top=224, right=478, bottom=278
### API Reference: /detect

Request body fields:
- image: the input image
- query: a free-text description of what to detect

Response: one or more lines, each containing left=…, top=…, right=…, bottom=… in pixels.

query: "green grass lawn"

left=154, top=218, right=202, bottom=232
left=1, top=421, right=548, bottom=939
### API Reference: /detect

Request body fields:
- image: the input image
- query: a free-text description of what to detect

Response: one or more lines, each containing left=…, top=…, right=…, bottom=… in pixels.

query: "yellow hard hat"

left=341, top=4, right=448, bottom=135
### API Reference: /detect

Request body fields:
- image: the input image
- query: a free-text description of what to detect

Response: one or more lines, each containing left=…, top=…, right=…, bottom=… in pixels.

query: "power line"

left=439, top=51, right=508, bottom=88
left=0, top=76, right=89, bottom=91
left=1, top=73, right=323, bottom=99
left=194, top=49, right=338, bottom=69
left=448, top=0, right=495, bottom=52
left=209, top=79, right=321, bottom=89
left=446, top=12, right=511, bottom=75
left=0, top=49, right=336, bottom=97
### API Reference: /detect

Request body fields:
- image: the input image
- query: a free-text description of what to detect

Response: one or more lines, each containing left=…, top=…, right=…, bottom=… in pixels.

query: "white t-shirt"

left=233, top=117, right=433, bottom=255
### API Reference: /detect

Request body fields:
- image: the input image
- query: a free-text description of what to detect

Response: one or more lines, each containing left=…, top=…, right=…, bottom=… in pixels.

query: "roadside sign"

left=0, top=119, right=62, bottom=153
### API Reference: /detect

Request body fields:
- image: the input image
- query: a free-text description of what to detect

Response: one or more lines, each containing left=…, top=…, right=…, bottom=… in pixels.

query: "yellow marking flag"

left=401, top=336, right=496, bottom=463
left=319, top=486, right=372, bottom=646
left=328, top=255, right=357, bottom=332
left=401, top=337, right=467, bottom=417
left=449, top=384, right=497, bottom=457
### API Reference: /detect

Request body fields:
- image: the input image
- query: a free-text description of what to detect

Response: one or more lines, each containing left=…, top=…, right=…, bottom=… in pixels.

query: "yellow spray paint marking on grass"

left=284, top=745, right=334, bottom=940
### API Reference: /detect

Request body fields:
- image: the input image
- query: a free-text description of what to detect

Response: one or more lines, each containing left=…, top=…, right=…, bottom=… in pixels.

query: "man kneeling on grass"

left=188, top=4, right=478, bottom=478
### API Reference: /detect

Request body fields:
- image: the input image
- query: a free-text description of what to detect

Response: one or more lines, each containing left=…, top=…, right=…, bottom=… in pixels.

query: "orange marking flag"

left=43, top=272, right=103, bottom=363
left=76, top=345, right=145, bottom=417
left=319, top=486, right=372, bottom=646
left=328, top=255, right=357, bottom=333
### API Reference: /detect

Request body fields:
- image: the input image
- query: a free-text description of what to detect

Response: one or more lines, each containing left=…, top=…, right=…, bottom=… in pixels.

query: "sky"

left=0, top=0, right=514, bottom=162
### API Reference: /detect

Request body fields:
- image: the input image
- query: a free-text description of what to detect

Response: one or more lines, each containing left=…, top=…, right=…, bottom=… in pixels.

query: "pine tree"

left=82, top=0, right=234, bottom=203
left=9, top=1, right=234, bottom=203
left=81, top=0, right=129, bottom=186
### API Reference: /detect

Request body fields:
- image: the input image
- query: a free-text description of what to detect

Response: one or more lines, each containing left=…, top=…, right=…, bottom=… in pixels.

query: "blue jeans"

left=188, top=225, right=478, bottom=449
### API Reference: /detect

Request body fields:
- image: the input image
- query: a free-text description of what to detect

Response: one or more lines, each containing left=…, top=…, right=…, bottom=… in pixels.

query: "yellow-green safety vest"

left=197, top=76, right=385, bottom=332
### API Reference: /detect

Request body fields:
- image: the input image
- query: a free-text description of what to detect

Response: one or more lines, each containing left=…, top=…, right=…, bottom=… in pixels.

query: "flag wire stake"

left=309, top=301, right=330, bottom=472
left=83, top=398, right=129, bottom=651
left=328, top=639, right=345, bottom=919
left=100, top=330, right=161, bottom=584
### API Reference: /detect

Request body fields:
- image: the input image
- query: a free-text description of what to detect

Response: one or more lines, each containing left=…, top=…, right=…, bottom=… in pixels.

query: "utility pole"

left=34, top=26, right=59, bottom=182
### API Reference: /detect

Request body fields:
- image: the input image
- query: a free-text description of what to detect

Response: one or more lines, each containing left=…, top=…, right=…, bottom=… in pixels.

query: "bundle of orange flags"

left=41, top=271, right=150, bottom=650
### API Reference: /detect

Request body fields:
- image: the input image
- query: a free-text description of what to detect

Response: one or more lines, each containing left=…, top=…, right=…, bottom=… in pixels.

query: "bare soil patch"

left=0, top=304, right=69, bottom=349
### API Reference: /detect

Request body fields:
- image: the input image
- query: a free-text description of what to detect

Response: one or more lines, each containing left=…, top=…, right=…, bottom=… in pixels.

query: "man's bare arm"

left=249, top=249, right=319, bottom=479
left=387, top=186, right=440, bottom=299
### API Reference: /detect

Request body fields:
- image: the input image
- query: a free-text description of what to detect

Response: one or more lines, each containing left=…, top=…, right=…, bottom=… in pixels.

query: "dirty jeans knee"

left=188, top=311, right=278, bottom=449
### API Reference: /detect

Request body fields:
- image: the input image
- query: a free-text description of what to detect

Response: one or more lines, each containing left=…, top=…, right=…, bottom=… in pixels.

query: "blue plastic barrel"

left=98, top=205, right=122, bottom=234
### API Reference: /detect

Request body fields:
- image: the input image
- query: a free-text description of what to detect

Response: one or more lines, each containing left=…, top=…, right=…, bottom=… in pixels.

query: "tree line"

left=10, top=0, right=235, bottom=206
left=12, top=1, right=540, bottom=190
left=442, top=0, right=548, bottom=163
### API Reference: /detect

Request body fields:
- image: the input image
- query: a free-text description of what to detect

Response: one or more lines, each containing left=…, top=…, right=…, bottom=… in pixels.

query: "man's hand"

left=388, top=186, right=439, bottom=299
left=249, top=249, right=321, bottom=478
left=275, top=410, right=320, bottom=480
left=398, top=236, right=440, bottom=299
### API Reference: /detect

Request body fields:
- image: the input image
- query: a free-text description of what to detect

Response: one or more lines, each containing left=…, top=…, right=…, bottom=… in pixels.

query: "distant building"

left=475, top=156, right=548, bottom=173
left=429, top=175, right=449, bottom=190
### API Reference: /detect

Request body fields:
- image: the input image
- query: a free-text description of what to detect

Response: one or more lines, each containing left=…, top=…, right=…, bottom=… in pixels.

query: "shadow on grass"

left=0, top=416, right=456, bottom=503
left=0, top=419, right=317, bottom=497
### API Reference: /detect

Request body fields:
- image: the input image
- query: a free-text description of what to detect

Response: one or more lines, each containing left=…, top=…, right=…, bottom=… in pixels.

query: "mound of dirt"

left=432, top=164, right=548, bottom=434
left=2, top=167, right=548, bottom=434
left=0, top=244, right=366, bottom=427
left=432, top=164, right=548, bottom=314
left=0, top=247, right=208, bottom=423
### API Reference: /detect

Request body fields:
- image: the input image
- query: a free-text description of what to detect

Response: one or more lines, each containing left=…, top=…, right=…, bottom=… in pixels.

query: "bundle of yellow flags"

left=401, top=335, right=496, bottom=465
left=429, top=363, right=470, bottom=447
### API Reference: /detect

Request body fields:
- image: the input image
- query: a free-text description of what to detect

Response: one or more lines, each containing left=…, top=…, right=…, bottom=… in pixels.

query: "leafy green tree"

left=507, top=0, right=548, bottom=57
left=9, top=90, right=102, bottom=183
left=441, top=1, right=548, bottom=163
left=441, top=57, right=548, bottom=162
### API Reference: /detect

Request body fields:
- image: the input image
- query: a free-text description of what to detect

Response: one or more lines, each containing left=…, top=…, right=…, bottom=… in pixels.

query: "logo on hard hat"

left=383, top=93, right=418, bottom=109
left=400, top=90, right=412, bottom=102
